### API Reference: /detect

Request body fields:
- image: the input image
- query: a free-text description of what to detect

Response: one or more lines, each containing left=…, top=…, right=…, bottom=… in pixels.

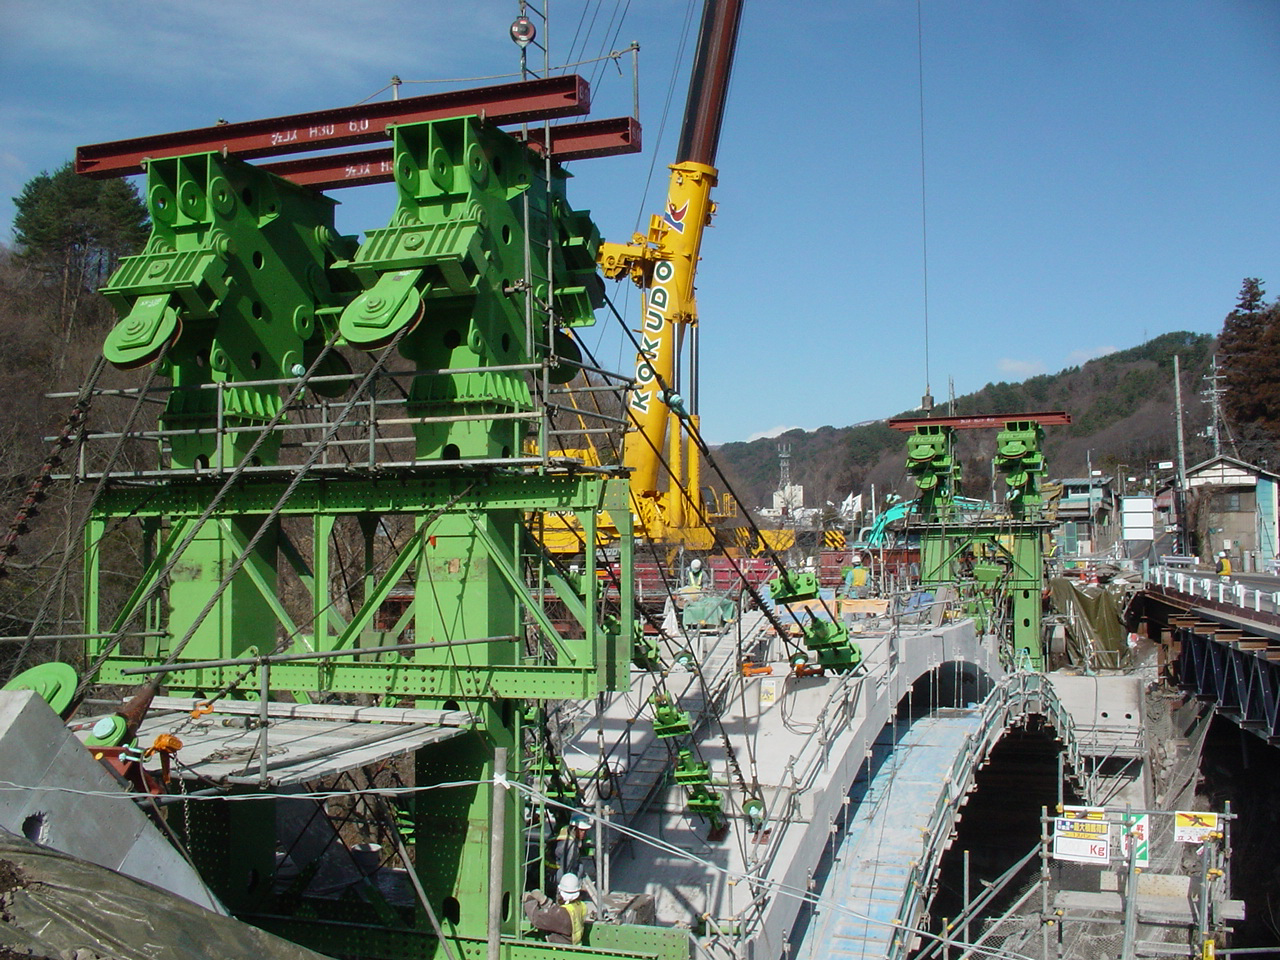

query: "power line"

left=915, top=0, right=933, bottom=411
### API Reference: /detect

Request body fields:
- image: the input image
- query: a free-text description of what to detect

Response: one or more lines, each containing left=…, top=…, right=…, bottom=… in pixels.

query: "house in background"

left=1185, top=455, right=1280, bottom=571
left=1052, top=476, right=1119, bottom=556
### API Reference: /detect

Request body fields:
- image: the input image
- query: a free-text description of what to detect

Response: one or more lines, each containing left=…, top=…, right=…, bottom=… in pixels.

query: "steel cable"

left=73, top=322, right=350, bottom=699
left=7, top=348, right=169, bottom=681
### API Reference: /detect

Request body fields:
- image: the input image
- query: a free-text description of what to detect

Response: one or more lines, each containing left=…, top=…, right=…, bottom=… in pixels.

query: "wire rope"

left=586, top=0, right=631, bottom=94
left=512, top=782, right=1042, bottom=960
left=147, top=337, right=488, bottom=717
left=598, top=288, right=847, bottom=632
left=70, top=327, right=345, bottom=700
left=916, top=0, right=933, bottom=400
left=538, top=338, right=824, bottom=853
left=351, top=50, right=636, bottom=106
left=572, top=0, right=609, bottom=83
left=633, top=0, right=700, bottom=235
left=562, top=0, right=597, bottom=71
left=71, top=318, right=426, bottom=701
left=0, top=766, right=1040, bottom=960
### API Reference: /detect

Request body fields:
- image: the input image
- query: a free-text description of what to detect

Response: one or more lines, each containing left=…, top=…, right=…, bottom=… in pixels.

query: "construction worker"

left=1216, top=551, right=1232, bottom=577
left=552, top=814, right=594, bottom=886
left=849, top=558, right=869, bottom=599
left=524, top=873, right=589, bottom=944
left=688, top=557, right=704, bottom=589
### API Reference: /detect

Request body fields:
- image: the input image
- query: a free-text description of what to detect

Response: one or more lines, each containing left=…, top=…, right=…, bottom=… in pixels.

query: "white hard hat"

left=1219, top=551, right=1226, bottom=558
left=558, top=873, right=582, bottom=900
left=690, top=559, right=702, bottom=571
left=571, top=815, right=590, bottom=829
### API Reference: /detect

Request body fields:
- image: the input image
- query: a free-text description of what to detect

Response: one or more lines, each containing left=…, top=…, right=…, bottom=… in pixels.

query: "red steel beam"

left=523, top=115, right=641, bottom=161
left=261, top=116, right=641, bottom=191
left=888, top=411, right=1072, bottom=432
left=76, top=75, right=591, bottom=179
left=262, top=149, right=398, bottom=191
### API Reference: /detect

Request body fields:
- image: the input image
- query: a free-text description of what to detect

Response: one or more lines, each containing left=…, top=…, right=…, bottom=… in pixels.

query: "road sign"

left=1121, top=812, right=1150, bottom=867
left=1175, top=811, right=1219, bottom=843
left=1053, top=806, right=1110, bottom=864
left=1121, top=497, right=1156, bottom=541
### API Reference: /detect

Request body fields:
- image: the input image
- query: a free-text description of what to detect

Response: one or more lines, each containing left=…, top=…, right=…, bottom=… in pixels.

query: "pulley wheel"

left=4, top=661, right=79, bottom=715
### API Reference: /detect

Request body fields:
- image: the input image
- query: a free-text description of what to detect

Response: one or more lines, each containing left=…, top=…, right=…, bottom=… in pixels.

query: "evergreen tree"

left=1236, top=277, right=1266, bottom=312
left=11, top=161, right=149, bottom=334
left=1220, top=277, right=1280, bottom=445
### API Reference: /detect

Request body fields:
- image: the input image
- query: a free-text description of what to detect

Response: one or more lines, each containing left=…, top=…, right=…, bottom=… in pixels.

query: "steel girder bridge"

left=1136, top=568, right=1280, bottom=743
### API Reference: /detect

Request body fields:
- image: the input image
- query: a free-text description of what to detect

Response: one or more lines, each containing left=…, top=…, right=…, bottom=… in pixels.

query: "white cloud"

left=0, top=0, right=515, bottom=237
left=997, top=358, right=1046, bottom=378
left=5, top=2, right=513, bottom=95
left=746, top=425, right=801, bottom=442
left=1065, top=345, right=1118, bottom=365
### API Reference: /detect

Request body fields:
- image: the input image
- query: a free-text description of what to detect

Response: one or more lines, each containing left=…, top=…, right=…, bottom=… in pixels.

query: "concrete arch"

left=898, top=658, right=1001, bottom=718
left=735, top=619, right=1007, bottom=960
left=792, top=669, right=1092, bottom=960
left=604, top=618, right=1093, bottom=960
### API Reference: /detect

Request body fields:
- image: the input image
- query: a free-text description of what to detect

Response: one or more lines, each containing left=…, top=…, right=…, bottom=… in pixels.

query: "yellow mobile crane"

left=547, top=0, right=745, bottom=554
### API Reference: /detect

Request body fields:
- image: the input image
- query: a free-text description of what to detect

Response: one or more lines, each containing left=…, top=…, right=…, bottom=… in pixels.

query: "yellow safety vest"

left=564, top=899, right=587, bottom=945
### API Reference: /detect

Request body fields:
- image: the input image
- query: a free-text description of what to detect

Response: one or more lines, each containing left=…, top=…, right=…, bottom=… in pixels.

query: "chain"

left=180, top=769, right=192, bottom=843
left=0, top=384, right=95, bottom=578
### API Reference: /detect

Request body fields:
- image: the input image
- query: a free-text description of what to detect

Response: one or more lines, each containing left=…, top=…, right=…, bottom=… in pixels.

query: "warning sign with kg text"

left=1053, top=806, right=1110, bottom=865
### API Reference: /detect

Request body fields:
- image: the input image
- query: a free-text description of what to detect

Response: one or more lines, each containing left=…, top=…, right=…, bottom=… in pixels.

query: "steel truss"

left=1176, top=622, right=1280, bottom=742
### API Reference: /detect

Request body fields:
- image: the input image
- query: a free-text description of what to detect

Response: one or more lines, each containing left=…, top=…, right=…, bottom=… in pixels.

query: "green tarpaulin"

left=1048, top=577, right=1131, bottom=669
left=680, top=595, right=738, bottom=629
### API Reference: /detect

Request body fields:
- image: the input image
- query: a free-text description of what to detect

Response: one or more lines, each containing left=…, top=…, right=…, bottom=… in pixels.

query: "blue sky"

left=3, top=1, right=1278, bottom=443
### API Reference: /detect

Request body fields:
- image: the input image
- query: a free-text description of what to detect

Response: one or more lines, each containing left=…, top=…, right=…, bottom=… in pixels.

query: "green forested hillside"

left=715, top=332, right=1217, bottom=510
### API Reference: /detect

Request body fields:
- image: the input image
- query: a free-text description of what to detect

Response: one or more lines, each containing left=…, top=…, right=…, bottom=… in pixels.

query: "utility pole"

left=1175, top=355, right=1188, bottom=555
left=1201, top=354, right=1235, bottom=458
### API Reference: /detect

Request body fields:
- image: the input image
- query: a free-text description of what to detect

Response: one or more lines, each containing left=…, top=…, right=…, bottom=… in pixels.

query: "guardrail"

left=1150, top=566, right=1280, bottom=614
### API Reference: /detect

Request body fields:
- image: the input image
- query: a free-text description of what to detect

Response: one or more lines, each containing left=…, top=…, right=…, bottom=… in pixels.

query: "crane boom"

left=677, top=0, right=745, bottom=168
left=600, top=0, right=744, bottom=521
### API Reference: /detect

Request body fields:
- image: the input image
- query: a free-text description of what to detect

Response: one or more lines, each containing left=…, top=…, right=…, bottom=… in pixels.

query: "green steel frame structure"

left=892, top=413, right=1070, bottom=670
left=74, top=79, right=689, bottom=960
